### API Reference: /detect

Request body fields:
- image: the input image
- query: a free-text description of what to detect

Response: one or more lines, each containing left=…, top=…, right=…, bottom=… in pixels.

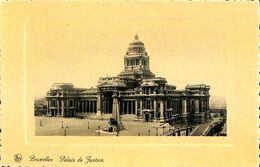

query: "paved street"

left=191, top=123, right=209, bottom=136
left=190, top=117, right=222, bottom=136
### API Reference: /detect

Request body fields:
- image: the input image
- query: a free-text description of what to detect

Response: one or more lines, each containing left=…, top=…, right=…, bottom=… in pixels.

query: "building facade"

left=45, top=35, right=210, bottom=123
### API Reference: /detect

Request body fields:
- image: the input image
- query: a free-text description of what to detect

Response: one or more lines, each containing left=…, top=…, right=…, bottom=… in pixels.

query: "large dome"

left=129, top=34, right=144, bottom=47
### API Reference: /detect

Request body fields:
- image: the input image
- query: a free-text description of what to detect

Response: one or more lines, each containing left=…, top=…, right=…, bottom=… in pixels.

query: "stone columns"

left=195, top=100, right=199, bottom=113
left=87, top=101, right=89, bottom=113
left=92, top=101, right=94, bottom=113
left=81, top=102, right=84, bottom=113
left=153, top=100, right=157, bottom=119
left=91, top=101, right=93, bottom=113
left=88, top=101, right=91, bottom=113
left=135, top=100, right=138, bottom=116
left=57, top=100, right=60, bottom=116
left=182, top=99, right=187, bottom=115
left=61, top=100, right=65, bottom=117
left=46, top=100, right=49, bottom=116
left=200, top=100, right=203, bottom=112
left=140, top=100, right=143, bottom=117
left=160, top=100, right=164, bottom=121
left=103, top=100, right=106, bottom=113
left=66, top=99, right=69, bottom=116
left=126, top=102, right=129, bottom=114
left=195, top=99, right=200, bottom=123
left=96, top=93, right=101, bottom=116
left=90, top=101, right=93, bottom=113
left=91, top=100, right=95, bottom=113
left=181, top=99, right=187, bottom=124
left=131, top=101, right=134, bottom=114
left=85, top=101, right=88, bottom=113
left=122, top=101, right=125, bottom=114
left=92, top=101, right=95, bottom=113
left=200, top=99, right=205, bottom=123
left=85, top=101, right=87, bottom=112
left=77, top=101, right=80, bottom=112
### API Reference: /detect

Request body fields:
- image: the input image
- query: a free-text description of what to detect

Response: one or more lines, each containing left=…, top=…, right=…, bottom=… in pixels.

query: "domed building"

left=45, top=35, right=210, bottom=124
left=118, top=34, right=155, bottom=80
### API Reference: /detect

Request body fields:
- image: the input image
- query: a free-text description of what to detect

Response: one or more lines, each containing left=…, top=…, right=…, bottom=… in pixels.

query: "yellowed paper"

left=0, top=1, right=258, bottom=166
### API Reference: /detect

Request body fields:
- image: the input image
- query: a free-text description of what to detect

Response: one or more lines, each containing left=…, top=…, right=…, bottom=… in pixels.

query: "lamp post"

left=98, top=126, right=100, bottom=136
left=61, top=121, right=63, bottom=128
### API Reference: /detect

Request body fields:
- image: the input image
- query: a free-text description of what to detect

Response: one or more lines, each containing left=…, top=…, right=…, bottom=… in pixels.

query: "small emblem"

left=14, top=153, right=22, bottom=163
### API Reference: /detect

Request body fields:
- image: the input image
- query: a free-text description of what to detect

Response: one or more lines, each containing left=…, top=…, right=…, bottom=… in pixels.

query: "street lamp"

left=98, top=126, right=100, bottom=136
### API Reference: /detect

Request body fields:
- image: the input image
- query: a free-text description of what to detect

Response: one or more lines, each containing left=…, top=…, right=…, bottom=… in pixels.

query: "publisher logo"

left=14, top=153, right=22, bottom=163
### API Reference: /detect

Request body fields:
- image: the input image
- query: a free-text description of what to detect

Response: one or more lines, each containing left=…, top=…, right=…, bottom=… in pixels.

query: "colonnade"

left=46, top=96, right=209, bottom=123
left=46, top=99, right=74, bottom=117
left=102, top=99, right=113, bottom=114
left=120, top=101, right=136, bottom=115
left=77, top=100, right=97, bottom=113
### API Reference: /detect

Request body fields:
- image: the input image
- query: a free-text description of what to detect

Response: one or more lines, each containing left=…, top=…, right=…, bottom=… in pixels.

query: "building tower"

left=118, top=34, right=155, bottom=80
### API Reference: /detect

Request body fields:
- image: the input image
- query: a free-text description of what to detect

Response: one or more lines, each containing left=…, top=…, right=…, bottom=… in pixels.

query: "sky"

left=26, top=3, right=234, bottom=99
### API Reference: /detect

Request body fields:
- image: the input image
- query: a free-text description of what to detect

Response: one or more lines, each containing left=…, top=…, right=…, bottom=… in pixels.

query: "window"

left=52, top=101, right=56, bottom=107
left=136, top=59, right=139, bottom=65
left=147, top=101, right=150, bottom=109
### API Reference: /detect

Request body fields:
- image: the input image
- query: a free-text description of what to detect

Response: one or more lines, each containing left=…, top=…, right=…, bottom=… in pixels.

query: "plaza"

left=35, top=115, right=193, bottom=136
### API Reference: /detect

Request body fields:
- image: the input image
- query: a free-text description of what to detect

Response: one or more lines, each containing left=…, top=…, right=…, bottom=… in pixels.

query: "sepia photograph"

left=31, top=18, right=227, bottom=137
left=1, top=2, right=258, bottom=166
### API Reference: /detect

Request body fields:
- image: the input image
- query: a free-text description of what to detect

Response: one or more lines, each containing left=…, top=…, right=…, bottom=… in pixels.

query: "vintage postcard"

left=0, top=1, right=258, bottom=166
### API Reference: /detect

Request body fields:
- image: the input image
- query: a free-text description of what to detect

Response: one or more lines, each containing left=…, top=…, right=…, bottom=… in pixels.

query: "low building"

left=45, top=35, right=210, bottom=123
